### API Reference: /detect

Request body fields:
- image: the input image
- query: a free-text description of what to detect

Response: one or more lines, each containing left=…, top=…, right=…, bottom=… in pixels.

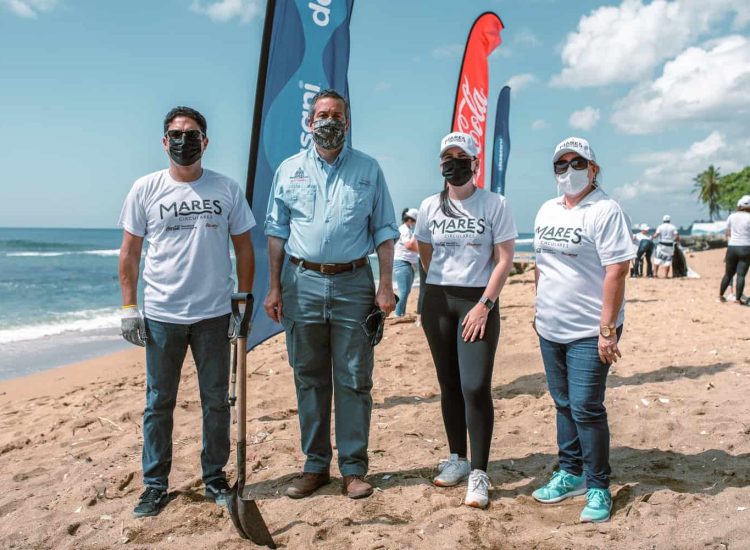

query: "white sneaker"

left=465, top=469, right=491, bottom=509
left=433, top=453, right=471, bottom=487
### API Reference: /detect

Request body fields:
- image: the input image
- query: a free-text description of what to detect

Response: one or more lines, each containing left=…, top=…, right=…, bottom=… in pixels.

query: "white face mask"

left=555, top=167, right=590, bottom=196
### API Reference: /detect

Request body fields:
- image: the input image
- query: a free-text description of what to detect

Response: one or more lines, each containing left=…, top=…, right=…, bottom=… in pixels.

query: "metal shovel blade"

left=228, top=482, right=275, bottom=547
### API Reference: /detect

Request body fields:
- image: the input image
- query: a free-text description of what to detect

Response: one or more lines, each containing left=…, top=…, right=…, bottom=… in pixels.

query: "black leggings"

left=720, top=245, right=750, bottom=298
left=421, top=284, right=500, bottom=471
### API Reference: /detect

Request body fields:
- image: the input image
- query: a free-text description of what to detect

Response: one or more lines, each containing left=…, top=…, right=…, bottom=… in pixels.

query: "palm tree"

left=693, top=165, right=722, bottom=221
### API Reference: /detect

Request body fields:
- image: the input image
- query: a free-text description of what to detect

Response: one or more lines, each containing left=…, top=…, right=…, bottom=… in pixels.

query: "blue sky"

left=1, top=0, right=749, bottom=231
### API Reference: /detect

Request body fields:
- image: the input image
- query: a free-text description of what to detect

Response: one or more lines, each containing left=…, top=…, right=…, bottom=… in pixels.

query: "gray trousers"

left=280, top=260, right=375, bottom=476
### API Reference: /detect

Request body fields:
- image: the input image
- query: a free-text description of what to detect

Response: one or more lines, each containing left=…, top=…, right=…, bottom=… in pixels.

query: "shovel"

left=227, top=292, right=276, bottom=548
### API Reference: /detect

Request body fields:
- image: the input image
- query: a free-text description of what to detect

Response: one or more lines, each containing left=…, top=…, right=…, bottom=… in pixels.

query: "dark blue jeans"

left=538, top=327, right=622, bottom=489
left=142, top=314, right=231, bottom=491
left=393, top=260, right=415, bottom=317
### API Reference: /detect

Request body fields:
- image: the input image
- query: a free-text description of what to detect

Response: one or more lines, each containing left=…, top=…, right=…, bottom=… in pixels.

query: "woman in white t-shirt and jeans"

left=392, top=208, right=420, bottom=317
left=719, top=195, right=750, bottom=304
left=531, top=137, right=635, bottom=524
left=415, top=132, right=517, bottom=509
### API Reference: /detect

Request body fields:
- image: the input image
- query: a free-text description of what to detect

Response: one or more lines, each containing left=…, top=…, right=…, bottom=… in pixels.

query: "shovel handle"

left=231, top=293, right=254, bottom=339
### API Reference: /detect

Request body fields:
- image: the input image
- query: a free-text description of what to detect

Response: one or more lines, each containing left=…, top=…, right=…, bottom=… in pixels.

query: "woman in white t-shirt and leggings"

left=415, top=132, right=517, bottom=509
left=531, top=137, right=635, bottom=524
left=719, top=195, right=750, bottom=304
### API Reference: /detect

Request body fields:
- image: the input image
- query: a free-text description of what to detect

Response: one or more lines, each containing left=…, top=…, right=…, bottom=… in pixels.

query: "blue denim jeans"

left=280, top=260, right=375, bottom=476
left=142, top=314, right=231, bottom=491
left=538, top=327, right=622, bottom=489
left=392, top=260, right=416, bottom=317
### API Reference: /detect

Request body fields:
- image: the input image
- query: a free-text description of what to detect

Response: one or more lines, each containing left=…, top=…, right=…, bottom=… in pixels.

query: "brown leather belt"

left=289, top=256, right=368, bottom=275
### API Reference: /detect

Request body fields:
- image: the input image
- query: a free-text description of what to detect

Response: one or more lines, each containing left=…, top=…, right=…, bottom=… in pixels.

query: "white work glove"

left=121, top=306, right=148, bottom=347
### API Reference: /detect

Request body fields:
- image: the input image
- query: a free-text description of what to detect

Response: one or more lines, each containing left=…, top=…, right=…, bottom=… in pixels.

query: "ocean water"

left=0, top=227, right=535, bottom=381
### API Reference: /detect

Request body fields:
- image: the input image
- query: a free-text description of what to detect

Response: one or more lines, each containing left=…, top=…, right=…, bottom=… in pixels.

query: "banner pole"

left=245, top=0, right=277, bottom=206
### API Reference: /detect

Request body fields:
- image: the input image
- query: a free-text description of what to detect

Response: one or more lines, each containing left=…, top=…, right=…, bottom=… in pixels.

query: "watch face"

left=601, top=326, right=611, bottom=337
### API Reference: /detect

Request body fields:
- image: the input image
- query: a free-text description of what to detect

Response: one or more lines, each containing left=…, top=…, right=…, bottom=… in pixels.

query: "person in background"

left=264, top=89, right=398, bottom=500
left=718, top=195, right=750, bottom=304
left=652, top=215, right=679, bottom=278
left=631, top=224, right=654, bottom=278
left=531, top=136, right=635, bottom=523
left=393, top=208, right=420, bottom=317
left=118, top=106, right=256, bottom=518
left=416, top=131, right=517, bottom=509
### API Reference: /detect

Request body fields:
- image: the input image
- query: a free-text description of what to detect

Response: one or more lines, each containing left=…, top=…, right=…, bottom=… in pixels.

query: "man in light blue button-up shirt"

left=263, top=90, right=398, bottom=500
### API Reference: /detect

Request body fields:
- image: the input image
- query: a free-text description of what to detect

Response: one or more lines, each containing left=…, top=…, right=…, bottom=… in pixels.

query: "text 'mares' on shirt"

left=534, top=188, right=636, bottom=344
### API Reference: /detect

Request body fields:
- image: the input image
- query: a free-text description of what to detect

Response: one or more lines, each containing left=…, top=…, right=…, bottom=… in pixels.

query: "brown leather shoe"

left=341, top=475, right=373, bottom=499
left=285, top=472, right=330, bottom=499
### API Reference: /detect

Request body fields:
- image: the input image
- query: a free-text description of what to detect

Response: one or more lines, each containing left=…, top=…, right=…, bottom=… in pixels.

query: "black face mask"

left=167, top=134, right=203, bottom=166
left=441, top=158, right=474, bottom=186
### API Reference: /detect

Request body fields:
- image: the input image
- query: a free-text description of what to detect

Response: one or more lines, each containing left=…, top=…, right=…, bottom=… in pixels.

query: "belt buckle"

left=319, top=263, right=337, bottom=275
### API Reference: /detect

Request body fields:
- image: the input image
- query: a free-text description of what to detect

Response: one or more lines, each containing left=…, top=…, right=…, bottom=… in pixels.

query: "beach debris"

left=66, top=522, right=81, bottom=536
left=74, top=506, right=82, bottom=514
left=707, top=382, right=715, bottom=390
left=700, top=430, right=708, bottom=435
left=738, top=507, right=747, bottom=512
left=382, top=474, right=392, bottom=480
left=659, top=398, right=670, bottom=404
left=377, top=423, right=388, bottom=430
left=117, top=472, right=135, bottom=492
left=99, top=514, right=113, bottom=521
left=640, top=398, right=650, bottom=406
left=253, top=431, right=269, bottom=443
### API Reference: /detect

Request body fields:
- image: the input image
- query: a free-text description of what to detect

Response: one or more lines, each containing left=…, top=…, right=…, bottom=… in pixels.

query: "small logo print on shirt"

left=290, top=168, right=309, bottom=183
left=206, top=223, right=218, bottom=229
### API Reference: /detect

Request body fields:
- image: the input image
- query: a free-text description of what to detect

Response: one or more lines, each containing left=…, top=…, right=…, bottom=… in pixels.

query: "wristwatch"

left=479, top=296, right=495, bottom=310
left=599, top=324, right=616, bottom=338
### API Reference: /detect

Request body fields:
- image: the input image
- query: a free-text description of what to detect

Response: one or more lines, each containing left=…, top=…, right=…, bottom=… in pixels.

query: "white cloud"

left=611, top=35, right=750, bottom=134
left=190, top=0, right=262, bottom=23
left=431, top=44, right=464, bottom=59
left=505, top=73, right=536, bottom=92
left=532, top=119, right=549, bottom=130
left=513, top=28, right=541, bottom=48
left=613, top=131, right=748, bottom=203
left=1, top=0, right=57, bottom=18
left=569, top=106, right=600, bottom=131
left=551, top=0, right=750, bottom=88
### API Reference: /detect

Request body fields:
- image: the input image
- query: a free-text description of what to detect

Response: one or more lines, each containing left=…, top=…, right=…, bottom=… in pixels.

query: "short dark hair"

left=163, top=106, right=207, bottom=135
left=308, top=89, right=350, bottom=123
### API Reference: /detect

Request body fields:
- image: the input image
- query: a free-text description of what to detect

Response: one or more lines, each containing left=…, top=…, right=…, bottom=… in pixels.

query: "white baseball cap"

left=662, top=214, right=671, bottom=222
left=404, top=208, right=419, bottom=220
left=640, top=223, right=650, bottom=231
left=552, top=136, right=596, bottom=163
left=440, top=132, right=477, bottom=158
left=738, top=195, right=750, bottom=207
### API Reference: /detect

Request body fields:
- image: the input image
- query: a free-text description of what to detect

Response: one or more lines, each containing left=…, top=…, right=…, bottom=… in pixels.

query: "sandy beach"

left=1, top=248, right=749, bottom=549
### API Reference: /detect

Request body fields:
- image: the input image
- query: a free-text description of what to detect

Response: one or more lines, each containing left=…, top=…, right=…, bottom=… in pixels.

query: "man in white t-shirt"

left=118, top=106, right=256, bottom=518
left=652, top=215, right=680, bottom=278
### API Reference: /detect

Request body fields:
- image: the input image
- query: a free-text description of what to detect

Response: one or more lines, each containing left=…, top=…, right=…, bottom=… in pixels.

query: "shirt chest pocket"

left=285, top=185, right=316, bottom=222
left=341, top=180, right=374, bottom=223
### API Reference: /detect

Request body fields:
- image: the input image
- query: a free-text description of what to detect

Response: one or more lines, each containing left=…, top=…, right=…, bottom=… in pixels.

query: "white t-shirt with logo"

left=415, top=187, right=518, bottom=287
left=534, top=188, right=636, bottom=343
left=394, top=223, right=419, bottom=265
left=118, top=169, right=256, bottom=324
left=654, top=222, right=678, bottom=244
left=727, top=211, right=750, bottom=246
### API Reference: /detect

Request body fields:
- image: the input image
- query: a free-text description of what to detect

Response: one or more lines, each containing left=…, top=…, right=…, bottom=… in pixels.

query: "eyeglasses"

left=165, top=129, right=204, bottom=140
left=553, top=156, right=589, bottom=174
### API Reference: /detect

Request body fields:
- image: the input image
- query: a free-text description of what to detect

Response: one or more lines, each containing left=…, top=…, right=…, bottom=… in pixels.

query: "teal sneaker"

left=580, top=488, right=612, bottom=523
left=532, top=470, right=586, bottom=503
